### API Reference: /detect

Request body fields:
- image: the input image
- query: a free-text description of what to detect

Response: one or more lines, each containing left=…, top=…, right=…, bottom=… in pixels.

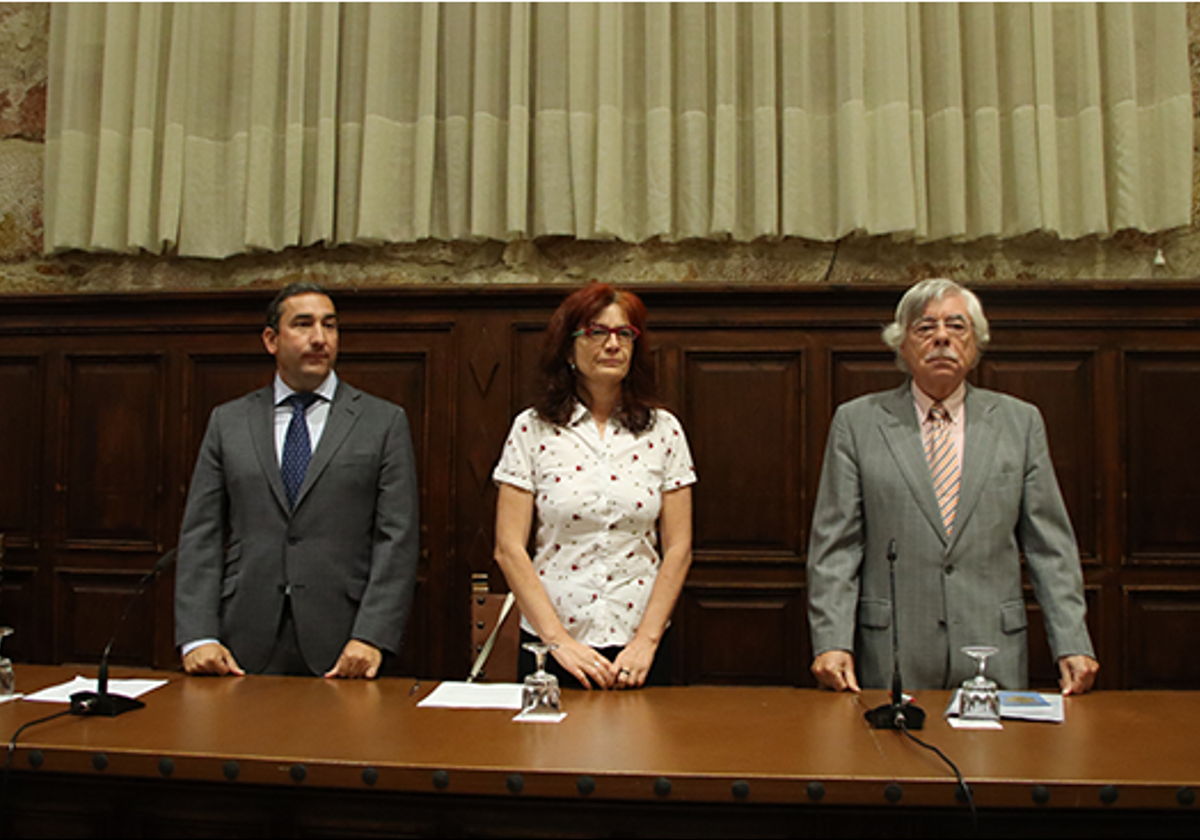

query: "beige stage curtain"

left=45, top=2, right=1192, bottom=259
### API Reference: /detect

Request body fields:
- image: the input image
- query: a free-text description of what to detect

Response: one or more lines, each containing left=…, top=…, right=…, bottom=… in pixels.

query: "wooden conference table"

left=2, top=665, right=1197, bottom=838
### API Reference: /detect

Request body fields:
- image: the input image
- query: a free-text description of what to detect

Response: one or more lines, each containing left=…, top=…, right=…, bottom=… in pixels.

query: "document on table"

left=943, top=689, right=1064, bottom=728
left=999, top=690, right=1064, bottom=722
left=23, top=675, right=169, bottom=704
left=417, top=681, right=523, bottom=710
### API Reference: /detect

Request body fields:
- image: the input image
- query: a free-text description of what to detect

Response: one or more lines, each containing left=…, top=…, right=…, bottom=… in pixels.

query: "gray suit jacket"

left=807, top=381, right=1094, bottom=690
left=175, top=381, right=419, bottom=675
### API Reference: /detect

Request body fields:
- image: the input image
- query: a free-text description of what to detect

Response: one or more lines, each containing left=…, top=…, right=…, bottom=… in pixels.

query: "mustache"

left=923, top=348, right=960, bottom=363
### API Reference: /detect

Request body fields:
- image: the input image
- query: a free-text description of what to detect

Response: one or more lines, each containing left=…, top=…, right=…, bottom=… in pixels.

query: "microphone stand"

left=71, top=548, right=177, bottom=717
left=864, top=540, right=926, bottom=730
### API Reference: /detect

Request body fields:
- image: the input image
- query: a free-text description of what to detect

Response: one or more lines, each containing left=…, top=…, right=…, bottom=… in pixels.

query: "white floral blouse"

left=493, top=404, right=697, bottom=648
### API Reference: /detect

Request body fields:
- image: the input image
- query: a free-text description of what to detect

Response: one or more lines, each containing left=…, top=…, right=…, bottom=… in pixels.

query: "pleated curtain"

left=45, top=2, right=1192, bottom=259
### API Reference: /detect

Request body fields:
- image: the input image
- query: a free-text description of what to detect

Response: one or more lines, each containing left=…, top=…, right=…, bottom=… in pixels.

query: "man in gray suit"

left=175, top=282, right=419, bottom=678
left=807, top=279, right=1098, bottom=694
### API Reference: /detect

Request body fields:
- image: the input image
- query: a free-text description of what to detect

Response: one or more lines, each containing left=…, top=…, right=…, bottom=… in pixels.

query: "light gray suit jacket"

left=175, top=381, right=419, bottom=675
left=807, top=381, right=1094, bottom=690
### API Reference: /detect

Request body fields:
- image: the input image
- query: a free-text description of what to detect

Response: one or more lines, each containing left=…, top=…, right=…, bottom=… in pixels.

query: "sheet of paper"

left=22, top=675, right=169, bottom=704
left=948, top=716, right=1004, bottom=730
left=417, top=681, right=523, bottom=710
left=0, top=693, right=23, bottom=704
left=513, top=709, right=567, bottom=723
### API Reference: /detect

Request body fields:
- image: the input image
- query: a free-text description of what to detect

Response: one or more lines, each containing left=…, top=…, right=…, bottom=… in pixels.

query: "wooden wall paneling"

left=1125, top=352, right=1200, bottom=563
left=53, top=352, right=171, bottom=665
left=683, top=346, right=804, bottom=555
left=0, top=559, right=35, bottom=664
left=675, top=338, right=807, bottom=683
left=827, top=349, right=906, bottom=409
left=1091, top=344, right=1125, bottom=688
left=681, top=582, right=806, bottom=685
left=58, top=354, right=168, bottom=551
left=1123, top=586, right=1200, bottom=689
left=978, top=349, right=1098, bottom=563
left=456, top=311, right=535, bottom=677
left=0, top=355, right=43, bottom=663
left=3, top=285, right=1200, bottom=687
left=55, top=569, right=157, bottom=665
left=338, top=323, right=454, bottom=679
left=0, top=357, right=41, bottom=551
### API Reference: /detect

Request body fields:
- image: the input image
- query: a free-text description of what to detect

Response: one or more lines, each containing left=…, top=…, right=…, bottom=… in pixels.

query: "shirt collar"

left=274, top=371, right=338, bottom=407
left=567, top=400, right=625, bottom=434
left=911, top=379, right=966, bottom=424
left=567, top=401, right=591, bottom=427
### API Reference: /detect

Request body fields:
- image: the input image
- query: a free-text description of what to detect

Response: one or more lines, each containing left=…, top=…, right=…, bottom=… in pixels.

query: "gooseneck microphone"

left=864, top=539, right=926, bottom=730
left=71, top=548, right=177, bottom=717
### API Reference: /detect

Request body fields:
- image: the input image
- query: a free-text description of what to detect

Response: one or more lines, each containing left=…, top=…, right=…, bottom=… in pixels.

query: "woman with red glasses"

left=493, top=282, right=696, bottom=690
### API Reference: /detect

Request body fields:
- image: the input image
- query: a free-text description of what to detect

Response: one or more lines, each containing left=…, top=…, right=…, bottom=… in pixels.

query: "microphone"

left=864, top=539, right=925, bottom=730
left=71, top=548, right=177, bottom=717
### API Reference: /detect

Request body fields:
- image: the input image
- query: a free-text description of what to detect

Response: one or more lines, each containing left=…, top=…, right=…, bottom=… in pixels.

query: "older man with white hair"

left=807, top=279, right=1098, bottom=695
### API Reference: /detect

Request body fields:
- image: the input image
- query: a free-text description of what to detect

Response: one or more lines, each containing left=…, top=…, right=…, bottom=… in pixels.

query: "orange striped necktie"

left=925, top=403, right=960, bottom=535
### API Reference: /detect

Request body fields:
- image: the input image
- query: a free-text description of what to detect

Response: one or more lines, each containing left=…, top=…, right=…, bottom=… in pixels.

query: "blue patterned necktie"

left=281, top=392, right=319, bottom=508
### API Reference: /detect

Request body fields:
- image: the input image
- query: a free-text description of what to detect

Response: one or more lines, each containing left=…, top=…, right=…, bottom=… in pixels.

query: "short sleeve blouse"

left=493, top=405, right=696, bottom=647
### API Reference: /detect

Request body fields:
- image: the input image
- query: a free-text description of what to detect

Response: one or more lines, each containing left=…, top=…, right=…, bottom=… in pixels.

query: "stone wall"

left=0, top=2, right=1196, bottom=295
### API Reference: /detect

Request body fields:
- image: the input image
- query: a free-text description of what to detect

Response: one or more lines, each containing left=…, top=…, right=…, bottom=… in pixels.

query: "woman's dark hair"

left=535, top=282, right=658, bottom=434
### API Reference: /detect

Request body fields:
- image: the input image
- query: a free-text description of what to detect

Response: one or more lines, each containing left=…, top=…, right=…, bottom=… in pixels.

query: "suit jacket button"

left=945, top=565, right=955, bottom=575
left=288, top=536, right=300, bottom=546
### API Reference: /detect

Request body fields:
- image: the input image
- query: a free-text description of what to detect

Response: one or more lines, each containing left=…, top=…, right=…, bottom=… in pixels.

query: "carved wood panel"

left=1125, top=353, right=1200, bottom=563
left=681, top=584, right=807, bottom=685
left=0, top=358, right=40, bottom=551
left=1123, top=587, right=1200, bottom=689
left=59, top=355, right=167, bottom=550
left=55, top=570, right=157, bottom=665
left=684, top=350, right=804, bottom=557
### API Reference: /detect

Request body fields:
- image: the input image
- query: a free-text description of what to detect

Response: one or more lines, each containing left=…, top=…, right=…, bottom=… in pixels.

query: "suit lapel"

left=249, top=386, right=292, bottom=513
left=878, top=382, right=949, bottom=546
left=948, top=384, right=999, bottom=553
left=293, top=381, right=362, bottom=510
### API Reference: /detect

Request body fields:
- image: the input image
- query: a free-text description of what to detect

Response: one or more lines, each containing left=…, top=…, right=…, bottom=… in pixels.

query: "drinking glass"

left=520, top=641, right=561, bottom=716
left=959, top=645, right=1000, bottom=721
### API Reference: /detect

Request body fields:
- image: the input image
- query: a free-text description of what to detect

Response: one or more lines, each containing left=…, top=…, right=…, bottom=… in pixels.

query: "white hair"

left=881, top=279, right=990, bottom=373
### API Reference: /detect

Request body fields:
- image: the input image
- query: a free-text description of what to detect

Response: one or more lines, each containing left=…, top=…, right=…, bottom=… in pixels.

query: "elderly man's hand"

left=1058, top=654, right=1099, bottom=695
left=812, top=650, right=860, bottom=692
